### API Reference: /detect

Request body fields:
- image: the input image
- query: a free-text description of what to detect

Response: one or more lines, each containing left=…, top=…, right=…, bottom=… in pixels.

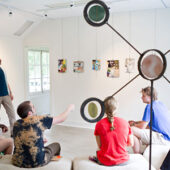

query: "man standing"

left=0, top=58, right=16, bottom=135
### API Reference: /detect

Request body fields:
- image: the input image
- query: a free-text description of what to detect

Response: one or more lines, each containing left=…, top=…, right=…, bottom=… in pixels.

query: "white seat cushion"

left=143, top=145, right=170, bottom=170
left=73, top=154, right=156, bottom=170
left=0, top=155, right=72, bottom=170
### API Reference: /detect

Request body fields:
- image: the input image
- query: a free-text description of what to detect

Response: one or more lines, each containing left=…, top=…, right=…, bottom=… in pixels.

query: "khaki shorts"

left=140, top=129, right=170, bottom=145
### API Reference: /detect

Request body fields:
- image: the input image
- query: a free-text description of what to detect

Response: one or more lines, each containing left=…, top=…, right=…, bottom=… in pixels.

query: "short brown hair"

left=141, top=86, right=158, bottom=101
left=17, top=101, right=32, bottom=119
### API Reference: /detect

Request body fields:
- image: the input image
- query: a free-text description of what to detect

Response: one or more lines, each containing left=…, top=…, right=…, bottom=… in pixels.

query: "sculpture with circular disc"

left=82, top=2, right=169, bottom=169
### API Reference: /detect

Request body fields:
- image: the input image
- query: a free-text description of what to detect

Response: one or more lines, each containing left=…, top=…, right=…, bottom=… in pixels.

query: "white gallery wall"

left=24, top=8, right=170, bottom=129
left=0, top=36, right=25, bottom=125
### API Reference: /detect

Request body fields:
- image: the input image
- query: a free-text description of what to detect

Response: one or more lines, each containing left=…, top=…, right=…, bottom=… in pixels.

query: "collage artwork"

left=58, top=58, right=135, bottom=76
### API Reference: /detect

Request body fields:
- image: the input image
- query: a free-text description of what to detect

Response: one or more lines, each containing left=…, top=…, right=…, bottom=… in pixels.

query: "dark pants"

left=43, top=142, right=61, bottom=165
left=95, top=154, right=131, bottom=166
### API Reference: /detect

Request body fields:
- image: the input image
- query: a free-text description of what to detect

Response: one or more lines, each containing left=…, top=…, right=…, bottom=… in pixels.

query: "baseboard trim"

left=59, top=120, right=95, bottom=129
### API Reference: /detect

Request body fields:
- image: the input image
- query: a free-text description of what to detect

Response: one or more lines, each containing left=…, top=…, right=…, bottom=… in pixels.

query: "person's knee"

left=131, top=127, right=137, bottom=137
left=52, top=142, right=60, bottom=147
left=131, top=126, right=136, bottom=132
left=131, top=126, right=142, bottom=138
left=54, top=143, right=61, bottom=151
left=53, top=142, right=61, bottom=155
left=55, top=142, right=60, bottom=147
left=8, top=138, right=13, bottom=147
left=1, top=138, right=13, bottom=154
left=6, top=138, right=13, bottom=151
left=0, top=138, right=13, bottom=147
left=47, top=142, right=61, bottom=155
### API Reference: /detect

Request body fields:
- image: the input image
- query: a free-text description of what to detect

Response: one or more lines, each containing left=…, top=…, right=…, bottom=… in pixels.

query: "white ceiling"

left=0, top=0, right=170, bottom=37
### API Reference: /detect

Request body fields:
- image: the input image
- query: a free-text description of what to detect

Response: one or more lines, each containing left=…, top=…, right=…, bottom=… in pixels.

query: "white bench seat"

left=73, top=154, right=156, bottom=170
left=143, top=145, right=170, bottom=170
left=0, top=155, right=72, bottom=170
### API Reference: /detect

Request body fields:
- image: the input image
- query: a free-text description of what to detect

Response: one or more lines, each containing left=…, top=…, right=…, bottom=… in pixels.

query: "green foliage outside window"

left=28, top=50, right=50, bottom=93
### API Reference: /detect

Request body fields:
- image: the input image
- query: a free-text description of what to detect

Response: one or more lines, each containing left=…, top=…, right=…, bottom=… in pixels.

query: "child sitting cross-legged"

left=90, top=96, right=134, bottom=166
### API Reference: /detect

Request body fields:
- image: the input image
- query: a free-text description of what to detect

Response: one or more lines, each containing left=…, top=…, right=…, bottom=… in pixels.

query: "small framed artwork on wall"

left=73, top=61, right=84, bottom=73
left=92, top=59, right=101, bottom=71
left=58, top=59, right=67, bottom=73
left=107, top=60, right=119, bottom=78
left=125, top=58, right=135, bottom=73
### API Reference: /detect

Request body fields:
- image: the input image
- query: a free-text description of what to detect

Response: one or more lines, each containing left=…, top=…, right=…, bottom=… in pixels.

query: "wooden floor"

left=44, top=125, right=97, bottom=159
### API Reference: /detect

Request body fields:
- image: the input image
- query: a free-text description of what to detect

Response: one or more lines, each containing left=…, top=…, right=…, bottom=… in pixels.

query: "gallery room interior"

left=0, top=0, right=170, bottom=170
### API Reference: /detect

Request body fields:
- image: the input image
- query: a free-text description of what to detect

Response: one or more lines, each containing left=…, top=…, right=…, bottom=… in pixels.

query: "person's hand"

left=128, top=120, right=135, bottom=126
left=0, top=124, right=8, bottom=133
left=67, top=104, right=75, bottom=112
left=43, top=137, right=48, bottom=144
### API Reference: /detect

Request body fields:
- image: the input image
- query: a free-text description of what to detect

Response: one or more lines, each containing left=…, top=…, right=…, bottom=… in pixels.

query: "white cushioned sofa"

left=0, top=155, right=72, bottom=170
left=0, top=145, right=170, bottom=170
left=143, top=145, right=170, bottom=170
left=73, top=154, right=156, bottom=170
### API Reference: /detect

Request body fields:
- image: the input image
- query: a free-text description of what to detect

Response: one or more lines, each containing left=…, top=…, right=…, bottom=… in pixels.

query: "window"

left=28, top=50, right=50, bottom=93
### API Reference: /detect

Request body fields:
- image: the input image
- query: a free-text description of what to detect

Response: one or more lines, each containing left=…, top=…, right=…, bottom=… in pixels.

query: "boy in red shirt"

left=91, top=96, right=133, bottom=166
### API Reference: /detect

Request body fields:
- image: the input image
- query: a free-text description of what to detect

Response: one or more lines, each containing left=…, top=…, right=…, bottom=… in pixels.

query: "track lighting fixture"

left=8, top=11, right=13, bottom=16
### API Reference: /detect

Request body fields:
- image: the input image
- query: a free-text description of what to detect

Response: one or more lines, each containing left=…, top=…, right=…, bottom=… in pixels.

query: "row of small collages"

left=58, top=58, right=135, bottom=77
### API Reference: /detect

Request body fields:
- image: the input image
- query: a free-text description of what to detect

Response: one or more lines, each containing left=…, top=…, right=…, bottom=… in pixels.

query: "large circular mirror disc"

left=83, top=0, right=109, bottom=27
left=138, top=49, right=167, bottom=81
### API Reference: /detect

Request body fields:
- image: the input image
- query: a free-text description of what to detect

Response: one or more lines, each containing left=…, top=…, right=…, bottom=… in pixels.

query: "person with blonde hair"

left=129, top=86, right=170, bottom=153
left=90, top=96, right=133, bottom=166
